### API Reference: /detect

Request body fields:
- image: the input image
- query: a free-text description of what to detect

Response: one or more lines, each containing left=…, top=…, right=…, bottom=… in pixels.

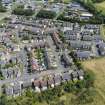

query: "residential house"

left=77, top=70, right=84, bottom=80
left=13, top=82, right=21, bottom=96
left=71, top=71, right=78, bottom=81
left=40, top=80, right=48, bottom=91
left=61, top=52, right=73, bottom=67
left=75, top=51, right=91, bottom=60
left=21, top=80, right=32, bottom=89
left=54, top=75, right=62, bottom=86
left=69, top=41, right=91, bottom=50
left=5, top=85, right=13, bottom=96
left=34, top=80, right=41, bottom=92
left=61, top=73, right=71, bottom=82
left=47, top=78, right=55, bottom=88
left=98, top=43, right=105, bottom=56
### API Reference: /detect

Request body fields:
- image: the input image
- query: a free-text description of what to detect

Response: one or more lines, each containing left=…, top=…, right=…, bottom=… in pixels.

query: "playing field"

left=81, top=58, right=105, bottom=105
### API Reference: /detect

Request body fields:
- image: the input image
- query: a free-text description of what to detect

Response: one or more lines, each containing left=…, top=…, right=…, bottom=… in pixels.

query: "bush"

left=0, top=5, right=6, bottom=12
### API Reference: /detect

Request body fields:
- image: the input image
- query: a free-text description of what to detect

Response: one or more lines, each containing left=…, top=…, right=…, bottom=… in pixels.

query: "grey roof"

left=84, top=24, right=100, bottom=29
left=62, top=52, right=73, bottom=66
left=62, top=73, right=71, bottom=82
left=81, top=31, right=92, bottom=36
left=98, top=43, right=105, bottom=55
left=69, top=41, right=91, bottom=49
left=48, top=78, right=54, bottom=85
left=13, top=83, right=21, bottom=94
left=5, top=86, right=13, bottom=96
left=98, top=43, right=105, bottom=48
left=94, top=35, right=102, bottom=42
left=76, top=51, right=91, bottom=59
left=77, top=70, right=84, bottom=76
left=54, top=75, right=61, bottom=84
left=82, top=35, right=93, bottom=41
left=65, top=35, right=77, bottom=40
left=22, top=80, right=32, bottom=88
left=64, top=30, right=77, bottom=36
left=71, top=71, right=78, bottom=78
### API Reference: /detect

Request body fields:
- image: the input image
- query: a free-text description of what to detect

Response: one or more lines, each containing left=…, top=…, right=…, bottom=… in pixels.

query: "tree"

left=0, top=95, right=8, bottom=105
left=72, top=88, right=96, bottom=105
left=0, top=4, right=6, bottom=12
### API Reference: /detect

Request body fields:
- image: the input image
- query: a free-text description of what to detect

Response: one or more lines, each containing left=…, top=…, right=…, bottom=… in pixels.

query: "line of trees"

left=36, top=10, right=56, bottom=19
left=57, top=13, right=102, bottom=24
left=12, top=5, right=34, bottom=16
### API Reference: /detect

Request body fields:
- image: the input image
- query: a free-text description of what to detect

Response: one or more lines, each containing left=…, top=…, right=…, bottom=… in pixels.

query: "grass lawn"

left=0, top=11, right=11, bottom=20
left=63, top=0, right=71, bottom=3
left=81, top=58, right=105, bottom=105
left=95, top=1, right=105, bottom=15
left=0, top=44, right=6, bottom=51
left=81, top=0, right=93, bottom=3
left=100, top=25, right=105, bottom=41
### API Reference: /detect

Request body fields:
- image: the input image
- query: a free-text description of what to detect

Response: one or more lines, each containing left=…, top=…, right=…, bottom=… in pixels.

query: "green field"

left=81, top=58, right=105, bottom=105
left=63, top=0, right=71, bottom=3
left=100, top=25, right=105, bottom=41
left=95, top=1, right=105, bottom=15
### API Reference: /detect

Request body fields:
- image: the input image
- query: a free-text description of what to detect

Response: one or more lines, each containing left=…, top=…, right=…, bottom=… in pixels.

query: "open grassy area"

left=100, top=25, right=105, bottom=39
left=81, top=58, right=105, bottom=105
left=0, top=11, right=11, bottom=20
left=100, top=25, right=105, bottom=41
left=63, top=0, right=71, bottom=3
left=95, top=1, right=105, bottom=15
